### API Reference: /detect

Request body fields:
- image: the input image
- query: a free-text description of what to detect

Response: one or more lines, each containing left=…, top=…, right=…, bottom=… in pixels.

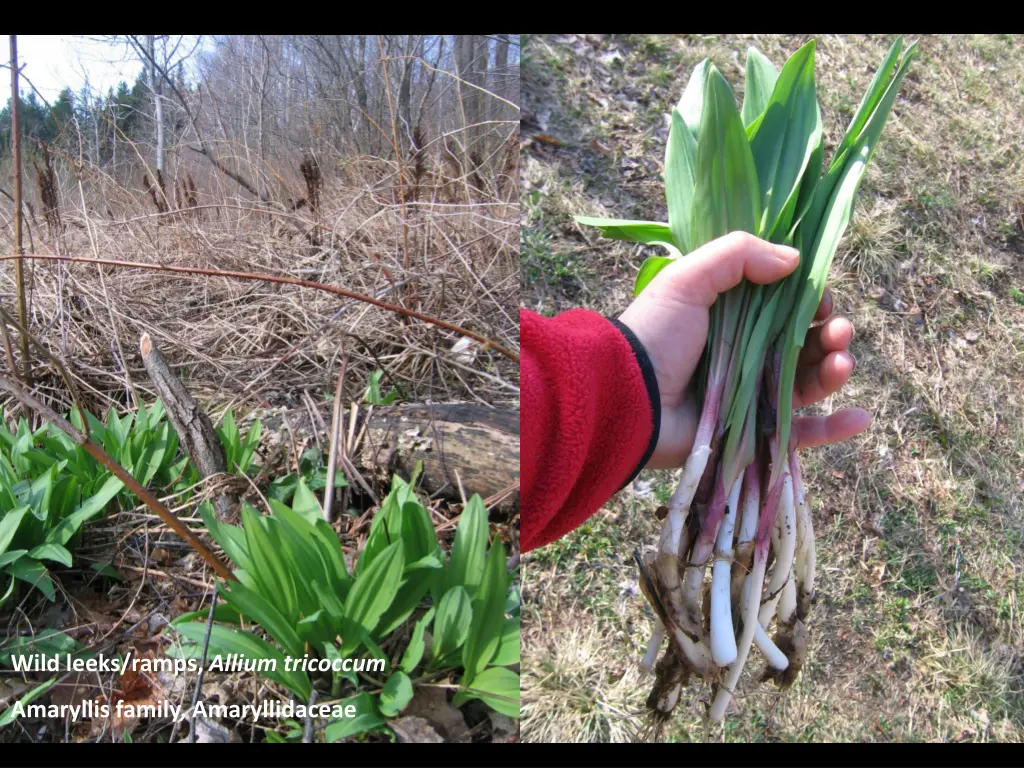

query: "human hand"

left=618, top=231, right=870, bottom=470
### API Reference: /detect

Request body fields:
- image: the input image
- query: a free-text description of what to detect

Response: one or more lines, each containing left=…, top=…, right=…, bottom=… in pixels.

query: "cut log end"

left=356, top=403, right=519, bottom=511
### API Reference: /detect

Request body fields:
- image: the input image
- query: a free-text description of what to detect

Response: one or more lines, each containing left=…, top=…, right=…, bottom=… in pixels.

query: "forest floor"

left=520, top=33, right=1024, bottom=743
left=0, top=151, right=520, bottom=742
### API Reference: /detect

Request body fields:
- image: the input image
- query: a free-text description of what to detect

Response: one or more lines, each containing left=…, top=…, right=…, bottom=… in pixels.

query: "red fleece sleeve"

left=521, top=308, right=660, bottom=552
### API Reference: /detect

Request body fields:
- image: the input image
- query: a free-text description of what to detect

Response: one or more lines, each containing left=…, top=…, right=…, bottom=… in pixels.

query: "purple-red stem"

left=755, top=474, right=785, bottom=558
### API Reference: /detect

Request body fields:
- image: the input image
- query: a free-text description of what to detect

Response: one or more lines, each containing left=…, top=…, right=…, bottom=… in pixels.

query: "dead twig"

left=322, top=346, right=348, bottom=522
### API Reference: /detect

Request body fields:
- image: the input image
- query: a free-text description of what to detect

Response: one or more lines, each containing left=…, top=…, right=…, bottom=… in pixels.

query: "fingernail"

left=776, top=244, right=800, bottom=262
left=850, top=353, right=858, bottom=370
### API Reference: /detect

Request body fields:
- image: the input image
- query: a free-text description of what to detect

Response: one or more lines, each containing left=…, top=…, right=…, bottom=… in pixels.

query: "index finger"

left=793, top=407, right=871, bottom=449
left=653, top=232, right=800, bottom=308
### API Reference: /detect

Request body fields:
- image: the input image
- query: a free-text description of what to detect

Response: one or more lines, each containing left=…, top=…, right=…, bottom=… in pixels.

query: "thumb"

left=652, top=231, right=800, bottom=308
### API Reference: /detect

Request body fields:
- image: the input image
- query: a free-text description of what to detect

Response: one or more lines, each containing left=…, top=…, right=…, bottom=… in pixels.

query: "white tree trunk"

left=147, top=34, right=165, bottom=175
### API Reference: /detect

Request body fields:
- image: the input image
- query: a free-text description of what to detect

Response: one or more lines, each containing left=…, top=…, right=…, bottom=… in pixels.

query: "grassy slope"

left=521, top=33, right=1024, bottom=743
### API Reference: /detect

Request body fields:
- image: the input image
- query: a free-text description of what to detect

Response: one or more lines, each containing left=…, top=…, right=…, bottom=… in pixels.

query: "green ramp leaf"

left=0, top=678, right=58, bottom=727
left=677, top=58, right=711, bottom=138
left=748, top=39, right=821, bottom=240
left=379, top=671, right=414, bottom=717
left=634, top=256, right=674, bottom=297
left=325, top=691, right=385, bottom=741
left=691, top=65, right=761, bottom=248
left=343, top=541, right=404, bottom=652
left=462, top=540, right=508, bottom=679
left=741, top=47, right=779, bottom=128
left=432, top=586, right=473, bottom=664
left=573, top=217, right=673, bottom=246
left=453, top=666, right=520, bottom=719
left=174, top=622, right=311, bottom=701
left=665, top=109, right=699, bottom=253
left=444, top=495, right=488, bottom=595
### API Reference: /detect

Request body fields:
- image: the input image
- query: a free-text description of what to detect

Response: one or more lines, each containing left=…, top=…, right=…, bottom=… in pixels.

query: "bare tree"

left=35, top=34, right=519, bottom=213
left=146, top=34, right=165, bottom=178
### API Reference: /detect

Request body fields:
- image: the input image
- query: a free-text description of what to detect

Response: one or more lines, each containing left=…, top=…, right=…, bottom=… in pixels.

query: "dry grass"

left=521, top=33, right=1024, bottom=743
left=522, top=613, right=645, bottom=742
left=1, top=143, right=520, bottom=423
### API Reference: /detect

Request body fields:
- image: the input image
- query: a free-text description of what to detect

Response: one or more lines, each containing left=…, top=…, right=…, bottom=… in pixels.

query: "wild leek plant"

left=169, top=471, right=519, bottom=741
left=576, top=36, right=916, bottom=724
left=0, top=401, right=262, bottom=608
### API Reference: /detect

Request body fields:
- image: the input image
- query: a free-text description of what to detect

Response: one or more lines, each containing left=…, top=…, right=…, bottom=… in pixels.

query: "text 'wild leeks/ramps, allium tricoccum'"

left=575, top=36, right=916, bottom=726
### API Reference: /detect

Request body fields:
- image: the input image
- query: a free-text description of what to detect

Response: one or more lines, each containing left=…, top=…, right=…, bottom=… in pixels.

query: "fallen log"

left=259, top=402, right=519, bottom=511
left=356, top=403, right=519, bottom=510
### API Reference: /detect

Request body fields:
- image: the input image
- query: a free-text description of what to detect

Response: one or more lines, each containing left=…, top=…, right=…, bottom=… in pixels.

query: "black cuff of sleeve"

left=608, top=317, right=661, bottom=491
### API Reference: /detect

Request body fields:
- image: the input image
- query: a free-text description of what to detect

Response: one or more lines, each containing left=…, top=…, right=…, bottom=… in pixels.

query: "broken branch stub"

left=140, top=332, right=234, bottom=521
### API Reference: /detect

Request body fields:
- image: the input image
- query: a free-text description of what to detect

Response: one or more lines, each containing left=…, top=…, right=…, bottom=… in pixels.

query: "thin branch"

left=0, top=307, right=89, bottom=438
